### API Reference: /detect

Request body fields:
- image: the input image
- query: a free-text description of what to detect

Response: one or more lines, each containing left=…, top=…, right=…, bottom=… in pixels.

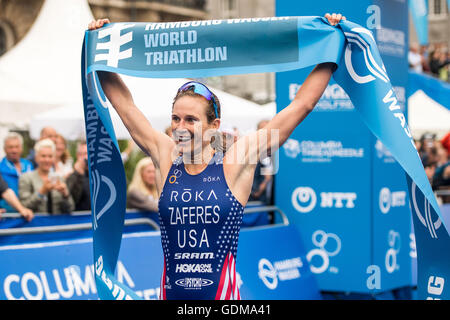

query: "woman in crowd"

left=127, top=157, right=159, bottom=212
left=19, top=139, right=75, bottom=214
left=54, top=134, right=73, bottom=179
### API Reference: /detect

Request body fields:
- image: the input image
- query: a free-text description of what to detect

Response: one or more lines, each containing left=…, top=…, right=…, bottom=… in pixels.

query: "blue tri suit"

left=158, top=152, right=244, bottom=300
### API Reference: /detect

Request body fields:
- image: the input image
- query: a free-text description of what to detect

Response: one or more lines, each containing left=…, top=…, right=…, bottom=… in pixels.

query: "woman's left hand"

left=54, top=180, right=70, bottom=198
left=325, top=13, right=346, bottom=26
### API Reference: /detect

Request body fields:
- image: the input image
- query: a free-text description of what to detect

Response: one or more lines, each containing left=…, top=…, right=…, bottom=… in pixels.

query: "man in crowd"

left=0, top=132, right=34, bottom=212
left=27, top=126, right=59, bottom=168
left=66, top=141, right=91, bottom=211
left=408, top=43, right=423, bottom=73
left=0, top=174, right=34, bottom=221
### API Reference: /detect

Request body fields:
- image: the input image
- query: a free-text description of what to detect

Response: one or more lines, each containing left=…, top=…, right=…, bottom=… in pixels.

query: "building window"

left=221, top=0, right=237, bottom=18
left=429, top=0, right=448, bottom=19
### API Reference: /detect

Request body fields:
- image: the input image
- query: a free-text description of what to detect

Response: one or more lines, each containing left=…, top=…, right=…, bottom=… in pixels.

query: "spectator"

left=27, top=126, right=59, bottom=168
left=66, top=141, right=91, bottom=211
left=127, top=157, right=158, bottom=212
left=441, top=132, right=450, bottom=155
left=0, top=132, right=34, bottom=212
left=433, top=161, right=450, bottom=203
left=425, top=162, right=437, bottom=186
left=418, top=132, right=436, bottom=166
left=54, top=134, right=74, bottom=179
left=0, top=174, right=34, bottom=221
left=429, top=50, right=450, bottom=79
left=436, top=144, right=449, bottom=167
left=420, top=45, right=430, bottom=72
left=408, top=43, right=423, bottom=72
left=248, top=120, right=274, bottom=205
left=19, top=139, right=74, bottom=214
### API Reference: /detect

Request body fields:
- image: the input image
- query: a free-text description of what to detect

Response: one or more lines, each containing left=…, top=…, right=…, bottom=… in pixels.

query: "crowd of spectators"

left=0, top=123, right=275, bottom=222
left=408, top=42, right=450, bottom=82
left=2, top=123, right=446, bottom=223
left=418, top=131, right=450, bottom=203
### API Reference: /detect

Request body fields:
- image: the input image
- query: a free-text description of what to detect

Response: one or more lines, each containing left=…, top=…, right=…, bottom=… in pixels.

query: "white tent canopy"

left=0, top=0, right=93, bottom=128
left=408, top=90, right=450, bottom=139
left=30, top=76, right=277, bottom=140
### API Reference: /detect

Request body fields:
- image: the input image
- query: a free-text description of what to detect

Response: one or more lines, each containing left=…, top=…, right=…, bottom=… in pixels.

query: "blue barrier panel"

left=0, top=223, right=320, bottom=300
left=275, top=0, right=412, bottom=293
left=0, top=211, right=159, bottom=245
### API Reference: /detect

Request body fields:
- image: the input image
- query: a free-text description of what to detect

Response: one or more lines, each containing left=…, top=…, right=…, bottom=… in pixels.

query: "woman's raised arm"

left=88, top=19, right=175, bottom=190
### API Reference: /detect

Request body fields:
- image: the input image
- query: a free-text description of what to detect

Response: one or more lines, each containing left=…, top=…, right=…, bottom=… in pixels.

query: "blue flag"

left=82, top=16, right=450, bottom=300
left=408, top=0, right=429, bottom=45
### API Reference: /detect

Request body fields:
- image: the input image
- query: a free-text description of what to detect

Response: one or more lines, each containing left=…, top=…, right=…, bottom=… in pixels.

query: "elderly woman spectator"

left=127, top=157, right=159, bottom=212
left=19, top=139, right=74, bottom=214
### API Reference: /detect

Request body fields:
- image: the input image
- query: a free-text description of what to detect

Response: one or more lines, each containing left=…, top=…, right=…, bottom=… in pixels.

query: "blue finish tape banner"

left=82, top=16, right=450, bottom=300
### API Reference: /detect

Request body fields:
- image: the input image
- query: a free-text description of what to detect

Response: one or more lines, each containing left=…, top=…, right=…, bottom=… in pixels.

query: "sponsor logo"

left=385, top=230, right=401, bottom=273
left=202, top=176, right=221, bottom=183
left=285, top=139, right=364, bottom=162
left=91, top=169, right=117, bottom=230
left=175, top=263, right=212, bottom=273
left=343, top=27, right=390, bottom=84
left=376, top=26, right=406, bottom=57
left=427, top=276, right=445, bottom=300
left=411, top=182, right=442, bottom=239
left=258, top=257, right=303, bottom=290
left=291, top=187, right=317, bottom=213
left=283, top=139, right=301, bottom=159
left=307, top=230, right=341, bottom=274
left=94, top=23, right=135, bottom=68
left=175, top=278, right=214, bottom=289
left=289, top=83, right=354, bottom=111
left=174, top=252, right=215, bottom=260
left=291, top=187, right=357, bottom=213
left=168, top=169, right=182, bottom=184
left=378, top=187, right=406, bottom=214
left=375, top=139, right=395, bottom=163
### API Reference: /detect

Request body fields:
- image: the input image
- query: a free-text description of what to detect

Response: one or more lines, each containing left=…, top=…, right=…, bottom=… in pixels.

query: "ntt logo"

left=291, top=187, right=357, bottom=213
left=291, top=187, right=317, bottom=213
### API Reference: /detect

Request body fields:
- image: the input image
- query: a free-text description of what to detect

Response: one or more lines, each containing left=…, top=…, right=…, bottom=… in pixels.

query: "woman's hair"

left=172, top=83, right=234, bottom=152
left=34, top=138, right=56, bottom=154
left=172, top=83, right=221, bottom=124
left=56, top=134, right=70, bottom=164
left=128, top=157, right=158, bottom=199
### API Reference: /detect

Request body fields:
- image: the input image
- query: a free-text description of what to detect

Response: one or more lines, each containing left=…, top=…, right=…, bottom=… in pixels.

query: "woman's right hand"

left=88, top=18, right=110, bottom=31
left=39, top=178, right=54, bottom=195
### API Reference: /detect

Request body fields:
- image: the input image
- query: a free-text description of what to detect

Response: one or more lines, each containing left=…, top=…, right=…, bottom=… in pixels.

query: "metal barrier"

left=0, top=217, right=159, bottom=236
left=0, top=205, right=288, bottom=236
left=243, top=205, right=289, bottom=226
left=436, top=190, right=450, bottom=196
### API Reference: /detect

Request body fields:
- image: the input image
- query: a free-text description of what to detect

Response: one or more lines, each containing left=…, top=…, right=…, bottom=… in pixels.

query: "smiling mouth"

left=173, top=130, right=193, bottom=144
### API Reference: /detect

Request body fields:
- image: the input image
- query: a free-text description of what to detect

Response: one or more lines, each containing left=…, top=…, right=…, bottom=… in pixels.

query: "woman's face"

left=55, top=137, right=66, bottom=158
left=171, top=95, right=219, bottom=155
left=141, top=163, right=156, bottom=186
left=36, top=147, right=55, bottom=172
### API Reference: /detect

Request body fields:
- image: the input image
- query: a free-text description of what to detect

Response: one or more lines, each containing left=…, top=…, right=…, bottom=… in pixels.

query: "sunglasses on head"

left=178, top=81, right=219, bottom=119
